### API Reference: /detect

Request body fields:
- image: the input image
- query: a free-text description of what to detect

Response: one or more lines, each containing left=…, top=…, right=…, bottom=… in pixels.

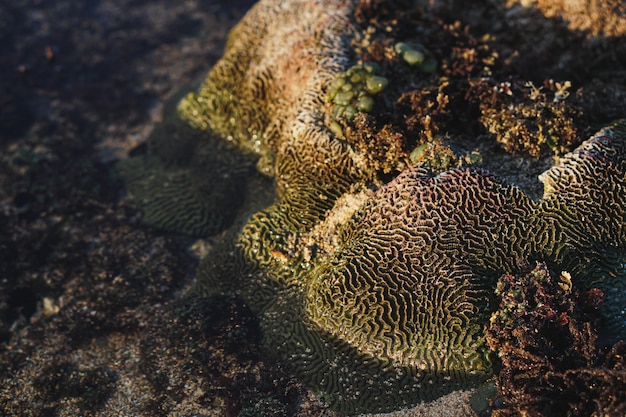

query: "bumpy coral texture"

left=118, top=117, right=251, bottom=236
left=121, top=0, right=626, bottom=414
left=537, top=122, right=626, bottom=338
left=288, top=122, right=625, bottom=413
left=305, top=168, right=531, bottom=370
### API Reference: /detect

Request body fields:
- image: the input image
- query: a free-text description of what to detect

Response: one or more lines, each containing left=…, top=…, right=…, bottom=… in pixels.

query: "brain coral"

left=117, top=117, right=251, bottom=236
left=119, top=0, right=626, bottom=413
left=288, top=122, right=625, bottom=412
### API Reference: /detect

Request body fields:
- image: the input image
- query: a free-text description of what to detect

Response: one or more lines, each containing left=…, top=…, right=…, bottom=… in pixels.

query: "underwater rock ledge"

left=120, top=0, right=626, bottom=414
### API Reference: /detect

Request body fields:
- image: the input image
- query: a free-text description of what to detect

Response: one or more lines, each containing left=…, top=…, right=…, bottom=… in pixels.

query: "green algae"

left=394, top=42, right=437, bottom=73
left=328, top=64, right=389, bottom=122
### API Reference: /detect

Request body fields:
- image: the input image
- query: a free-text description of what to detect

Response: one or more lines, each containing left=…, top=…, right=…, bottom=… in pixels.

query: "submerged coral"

left=119, top=0, right=626, bottom=414
left=117, top=116, right=251, bottom=236
left=271, top=122, right=623, bottom=413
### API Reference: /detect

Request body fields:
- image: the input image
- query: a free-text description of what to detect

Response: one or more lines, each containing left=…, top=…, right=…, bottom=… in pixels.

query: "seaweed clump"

left=468, top=78, right=585, bottom=157
left=487, top=262, right=626, bottom=416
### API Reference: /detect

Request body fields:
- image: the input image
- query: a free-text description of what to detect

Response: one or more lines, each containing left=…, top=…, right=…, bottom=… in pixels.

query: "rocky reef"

left=118, top=0, right=626, bottom=415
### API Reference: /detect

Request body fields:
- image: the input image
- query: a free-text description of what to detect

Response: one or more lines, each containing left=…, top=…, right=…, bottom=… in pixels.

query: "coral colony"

left=120, top=0, right=625, bottom=413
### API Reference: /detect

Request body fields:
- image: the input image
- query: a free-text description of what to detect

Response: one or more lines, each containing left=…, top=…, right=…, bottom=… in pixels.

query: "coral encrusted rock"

left=119, top=0, right=626, bottom=414
left=277, top=121, right=624, bottom=414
